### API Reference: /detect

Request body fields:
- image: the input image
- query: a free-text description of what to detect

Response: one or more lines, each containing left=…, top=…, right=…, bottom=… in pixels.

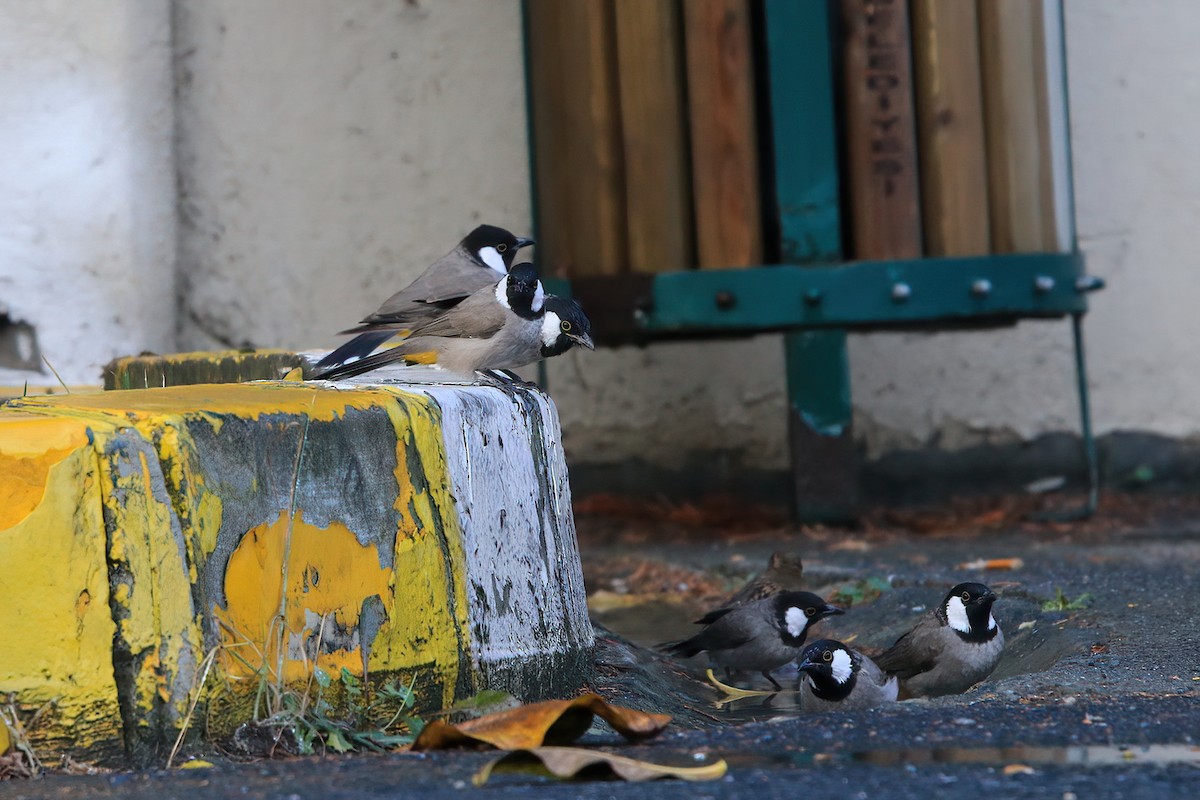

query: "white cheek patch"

left=830, top=649, right=853, bottom=684
left=784, top=607, right=807, bottom=638
left=540, top=311, right=562, bottom=346
left=531, top=281, right=545, bottom=312
left=988, top=613, right=997, bottom=631
left=494, top=278, right=511, bottom=310
left=479, top=246, right=506, bottom=275
left=946, top=596, right=971, bottom=633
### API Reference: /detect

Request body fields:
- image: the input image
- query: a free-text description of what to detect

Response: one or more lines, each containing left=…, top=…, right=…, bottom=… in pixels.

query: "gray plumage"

left=694, top=551, right=805, bottom=625
left=874, top=582, right=1005, bottom=699
left=663, top=591, right=843, bottom=689
left=313, top=264, right=545, bottom=381
left=796, top=639, right=898, bottom=712
left=315, top=225, right=533, bottom=372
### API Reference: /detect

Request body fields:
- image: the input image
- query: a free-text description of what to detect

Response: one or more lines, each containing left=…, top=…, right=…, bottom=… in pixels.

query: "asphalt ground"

left=6, top=492, right=1200, bottom=798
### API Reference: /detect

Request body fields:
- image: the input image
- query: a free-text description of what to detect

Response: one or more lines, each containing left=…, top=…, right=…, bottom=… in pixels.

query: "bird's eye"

left=961, top=591, right=971, bottom=602
left=805, top=607, right=816, bottom=617
left=497, top=243, right=508, bottom=253
left=561, top=320, right=572, bottom=332
left=822, top=650, right=833, bottom=662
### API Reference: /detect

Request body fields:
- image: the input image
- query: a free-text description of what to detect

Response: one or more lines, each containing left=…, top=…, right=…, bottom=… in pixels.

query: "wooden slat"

left=839, top=0, right=923, bottom=260
left=683, top=0, right=763, bottom=269
left=526, top=0, right=627, bottom=277
left=979, top=0, right=1057, bottom=253
left=613, top=0, right=693, bottom=273
left=911, top=0, right=991, bottom=257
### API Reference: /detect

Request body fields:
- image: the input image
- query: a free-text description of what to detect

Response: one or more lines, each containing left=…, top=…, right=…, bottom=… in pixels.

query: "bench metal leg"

left=785, top=329, right=857, bottom=522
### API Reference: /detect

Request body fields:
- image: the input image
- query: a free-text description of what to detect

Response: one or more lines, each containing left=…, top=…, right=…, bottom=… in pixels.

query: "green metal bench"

left=531, top=1, right=1101, bottom=521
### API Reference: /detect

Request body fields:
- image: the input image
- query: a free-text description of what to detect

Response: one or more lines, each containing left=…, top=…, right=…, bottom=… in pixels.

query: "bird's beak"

left=978, top=591, right=997, bottom=603
left=822, top=604, right=846, bottom=618
left=569, top=331, right=595, bottom=350
left=796, top=657, right=816, bottom=674
left=515, top=236, right=535, bottom=250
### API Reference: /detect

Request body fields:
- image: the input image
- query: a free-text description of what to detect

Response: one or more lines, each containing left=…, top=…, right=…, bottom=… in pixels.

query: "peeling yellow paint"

left=1, top=379, right=481, bottom=756
left=0, top=416, right=89, bottom=530
left=370, top=391, right=471, bottom=704
left=217, top=510, right=393, bottom=680
left=0, top=415, right=122, bottom=756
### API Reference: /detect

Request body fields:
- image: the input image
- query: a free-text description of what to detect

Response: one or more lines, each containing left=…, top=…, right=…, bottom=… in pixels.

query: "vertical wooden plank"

left=525, top=0, right=627, bottom=277
left=911, top=0, right=991, bottom=256
left=683, top=0, right=763, bottom=269
left=979, top=0, right=1057, bottom=253
left=1040, top=0, right=1074, bottom=251
left=762, top=0, right=842, bottom=263
left=839, top=0, right=923, bottom=260
left=613, top=0, right=693, bottom=273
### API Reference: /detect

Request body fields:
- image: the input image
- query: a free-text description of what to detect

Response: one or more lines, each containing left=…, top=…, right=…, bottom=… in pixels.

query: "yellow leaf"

left=179, top=759, right=215, bottom=769
left=412, top=694, right=671, bottom=751
left=281, top=367, right=304, bottom=382
left=473, top=747, right=727, bottom=785
left=0, top=718, right=11, bottom=755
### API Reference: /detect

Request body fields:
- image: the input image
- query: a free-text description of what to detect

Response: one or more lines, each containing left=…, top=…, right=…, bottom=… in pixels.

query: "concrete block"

left=0, top=379, right=591, bottom=764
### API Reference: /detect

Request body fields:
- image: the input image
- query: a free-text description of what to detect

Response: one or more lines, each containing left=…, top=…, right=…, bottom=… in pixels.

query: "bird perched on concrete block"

left=313, top=263, right=549, bottom=381
left=873, top=582, right=1004, bottom=699
left=663, top=591, right=843, bottom=689
left=694, top=551, right=805, bottom=625
left=796, top=639, right=898, bottom=711
left=315, top=224, right=535, bottom=374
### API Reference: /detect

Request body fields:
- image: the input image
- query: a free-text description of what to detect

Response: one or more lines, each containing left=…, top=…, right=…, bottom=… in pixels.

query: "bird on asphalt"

left=314, top=224, right=535, bottom=374
left=662, top=591, right=844, bottom=690
left=694, top=551, right=805, bottom=625
left=873, top=581, right=1004, bottom=699
left=311, top=262, right=549, bottom=381
left=795, top=639, right=898, bottom=712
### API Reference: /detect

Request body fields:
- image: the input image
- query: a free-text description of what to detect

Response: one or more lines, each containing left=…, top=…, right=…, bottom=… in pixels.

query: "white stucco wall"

left=172, top=0, right=532, bottom=352
left=2, top=0, right=1195, bottom=471
left=0, top=0, right=176, bottom=385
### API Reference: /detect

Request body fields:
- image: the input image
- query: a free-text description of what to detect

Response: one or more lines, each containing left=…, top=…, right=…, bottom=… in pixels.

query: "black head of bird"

left=462, top=225, right=535, bottom=275
left=940, top=582, right=999, bottom=642
left=772, top=591, right=844, bottom=647
left=797, top=639, right=859, bottom=701
left=540, top=296, right=595, bottom=357
left=500, top=262, right=545, bottom=320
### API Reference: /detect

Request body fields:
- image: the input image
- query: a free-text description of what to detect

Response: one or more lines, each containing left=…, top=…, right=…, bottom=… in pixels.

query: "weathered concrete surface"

left=0, top=379, right=591, bottom=765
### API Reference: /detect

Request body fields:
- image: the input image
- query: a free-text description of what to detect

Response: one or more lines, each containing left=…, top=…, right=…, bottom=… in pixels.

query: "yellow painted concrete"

left=0, top=379, right=474, bottom=759
left=0, top=413, right=124, bottom=759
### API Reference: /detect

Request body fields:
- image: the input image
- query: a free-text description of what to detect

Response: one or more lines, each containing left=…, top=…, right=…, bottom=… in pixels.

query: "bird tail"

left=311, top=340, right=435, bottom=381
left=314, top=330, right=397, bottom=372
left=659, top=635, right=705, bottom=659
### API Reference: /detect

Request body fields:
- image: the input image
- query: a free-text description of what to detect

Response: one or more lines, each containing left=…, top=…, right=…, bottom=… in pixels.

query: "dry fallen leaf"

left=411, top=694, right=671, bottom=751
left=958, top=558, right=1025, bottom=571
left=472, top=746, right=728, bottom=785
left=1002, top=763, right=1036, bottom=776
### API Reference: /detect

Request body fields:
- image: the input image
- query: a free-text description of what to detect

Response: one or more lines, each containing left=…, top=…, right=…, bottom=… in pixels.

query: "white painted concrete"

left=0, top=1, right=175, bottom=386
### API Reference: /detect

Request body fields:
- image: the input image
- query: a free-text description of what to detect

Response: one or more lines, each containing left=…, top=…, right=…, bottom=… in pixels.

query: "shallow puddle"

left=724, top=744, right=1200, bottom=769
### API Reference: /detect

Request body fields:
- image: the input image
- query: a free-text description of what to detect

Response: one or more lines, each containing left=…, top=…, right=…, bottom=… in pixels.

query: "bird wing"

left=873, top=617, right=941, bottom=679
left=403, top=285, right=509, bottom=340
left=693, top=606, right=735, bottom=626
left=366, top=254, right=495, bottom=322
